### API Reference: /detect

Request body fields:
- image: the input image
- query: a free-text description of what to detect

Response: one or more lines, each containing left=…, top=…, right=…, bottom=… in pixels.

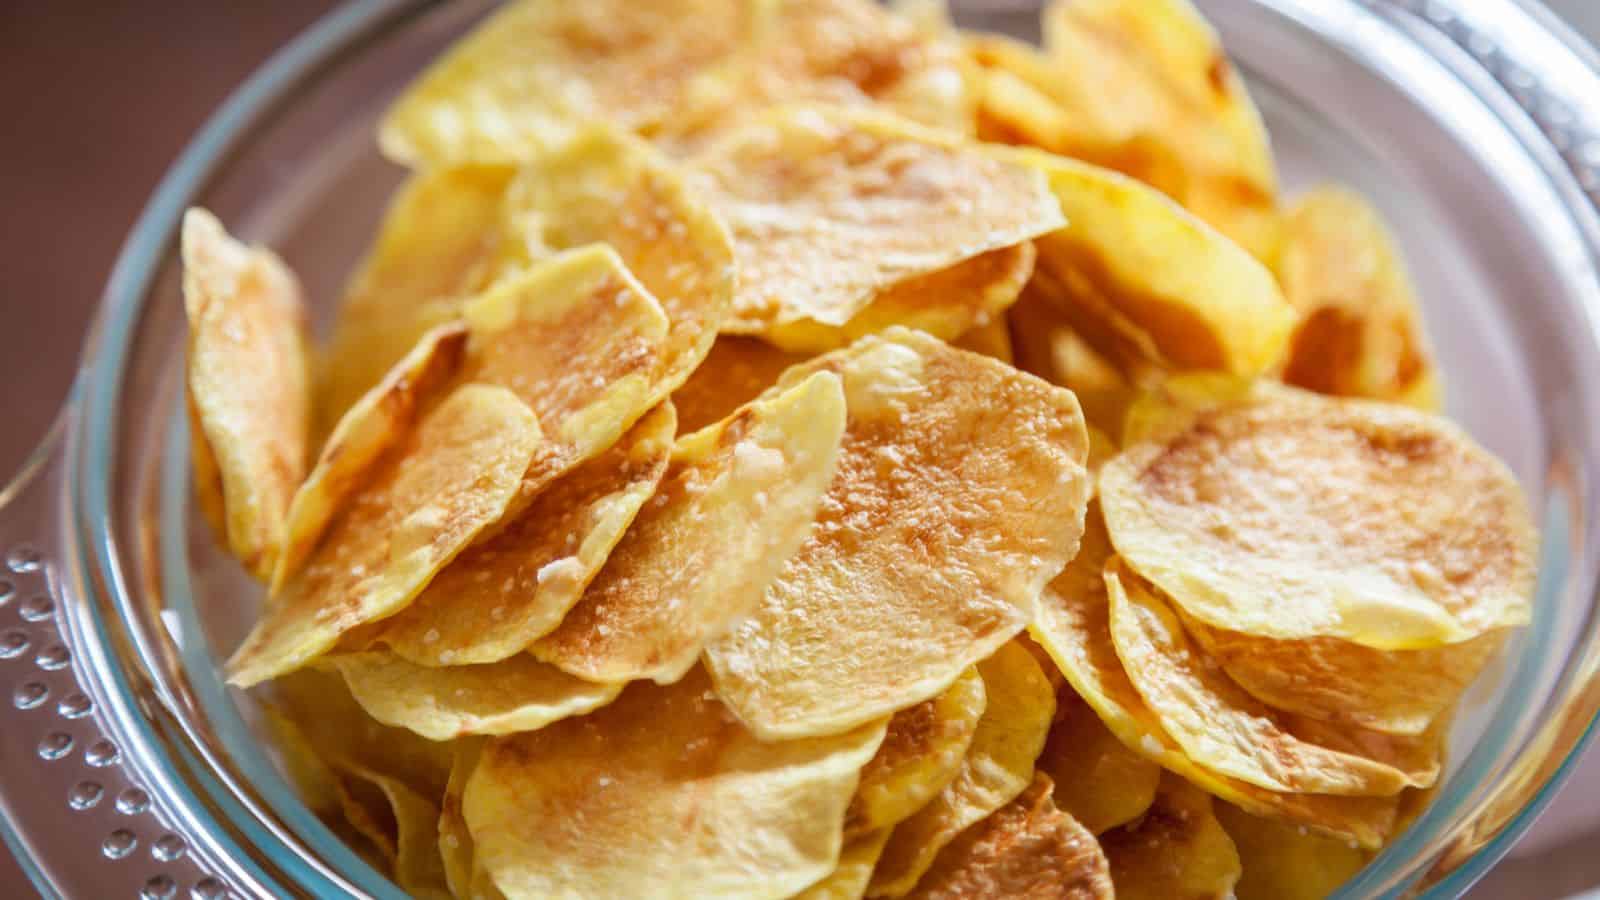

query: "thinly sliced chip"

left=906, top=773, right=1113, bottom=900
left=672, top=336, right=814, bottom=433
left=707, top=329, right=1090, bottom=739
left=336, top=763, right=453, bottom=900
left=369, top=402, right=675, bottom=665
left=259, top=705, right=342, bottom=816
left=227, top=384, right=542, bottom=686
left=795, top=829, right=894, bottom=900
left=952, top=318, right=1014, bottom=364
left=534, top=371, right=847, bottom=684
left=464, top=667, right=887, bottom=900
left=439, top=739, right=487, bottom=900
left=868, top=642, right=1056, bottom=897
left=689, top=105, right=1063, bottom=334
left=1216, top=801, right=1370, bottom=900
left=1006, top=284, right=1135, bottom=435
left=1276, top=185, right=1441, bottom=409
left=181, top=208, right=312, bottom=581
left=1037, top=686, right=1161, bottom=834
left=1100, top=375, right=1536, bottom=648
left=329, top=652, right=624, bottom=741
left=846, top=666, right=987, bottom=839
left=1100, top=773, right=1241, bottom=900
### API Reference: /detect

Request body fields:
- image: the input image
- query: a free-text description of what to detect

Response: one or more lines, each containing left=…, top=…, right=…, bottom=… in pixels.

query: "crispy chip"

left=1100, top=376, right=1536, bottom=648
left=906, top=773, right=1113, bottom=900
left=868, top=642, right=1056, bottom=897
left=227, top=384, right=542, bottom=686
left=707, top=329, right=1090, bottom=739
left=846, top=666, right=987, bottom=839
left=181, top=208, right=312, bottom=581
left=259, top=705, right=342, bottom=816
left=335, top=763, right=452, bottom=899
left=1037, top=686, right=1161, bottom=834
left=329, top=652, right=624, bottom=741
left=671, top=336, right=814, bottom=433
left=1216, top=801, right=1370, bottom=900
left=1006, top=284, right=1135, bottom=435
left=464, top=667, right=887, bottom=900
left=439, top=739, right=487, bottom=900
left=533, top=371, right=847, bottom=684
left=1100, top=773, right=1242, bottom=900
left=795, top=829, right=894, bottom=900
left=367, top=402, right=675, bottom=665
left=952, top=318, right=1014, bottom=364
left=689, top=106, right=1063, bottom=334
left=1276, top=185, right=1441, bottom=410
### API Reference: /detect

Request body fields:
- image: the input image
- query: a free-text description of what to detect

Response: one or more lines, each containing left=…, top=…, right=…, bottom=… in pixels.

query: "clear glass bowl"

left=2, top=0, right=1599, bottom=897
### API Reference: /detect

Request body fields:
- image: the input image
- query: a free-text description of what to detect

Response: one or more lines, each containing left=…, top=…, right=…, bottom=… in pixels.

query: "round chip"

left=1215, top=801, right=1371, bottom=900
left=707, top=329, right=1090, bottom=740
left=671, top=336, right=814, bottom=434
left=1100, top=376, right=1536, bottom=648
left=1037, top=687, right=1162, bottom=834
left=463, top=667, right=887, bottom=900
left=1099, top=774, right=1242, bottom=900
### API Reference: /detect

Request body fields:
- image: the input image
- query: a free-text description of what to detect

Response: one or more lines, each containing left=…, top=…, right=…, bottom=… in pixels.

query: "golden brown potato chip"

left=1037, top=686, right=1161, bottom=834
left=868, top=642, right=1056, bottom=897
left=795, top=829, right=894, bottom=900
left=226, top=384, right=543, bottom=686
left=1276, top=185, right=1441, bottom=410
left=365, top=402, right=675, bottom=665
left=1100, top=773, right=1242, bottom=900
left=688, top=105, right=1063, bottom=334
left=439, top=739, right=486, bottom=900
left=1216, top=801, right=1370, bottom=900
left=1006, top=284, right=1135, bottom=435
left=905, top=773, right=1113, bottom=900
left=1100, top=375, right=1536, bottom=648
left=334, top=763, right=452, bottom=900
left=846, top=666, right=987, bottom=839
left=464, top=667, right=887, bottom=900
left=259, top=704, right=342, bottom=817
left=952, top=318, right=1014, bottom=364
left=181, top=208, right=312, bottom=581
left=533, top=371, right=847, bottom=684
left=671, top=336, right=814, bottom=433
left=707, top=329, right=1090, bottom=739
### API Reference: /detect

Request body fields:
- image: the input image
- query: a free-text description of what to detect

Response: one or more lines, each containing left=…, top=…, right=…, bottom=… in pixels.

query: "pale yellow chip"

left=905, top=772, right=1113, bottom=900
left=671, top=336, right=814, bottom=433
left=707, top=329, right=1090, bottom=740
left=846, top=666, right=987, bottom=839
left=533, top=371, right=847, bottom=684
left=951, top=318, right=1013, bottom=364
left=1216, top=801, right=1371, bottom=900
left=794, top=829, right=894, bottom=900
left=688, top=105, right=1064, bottom=334
left=438, top=739, right=484, bottom=900
left=464, top=667, right=887, bottom=900
left=868, top=642, right=1056, bottom=897
left=328, top=652, right=624, bottom=741
left=1006, top=284, right=1135, bottom=435
left=1099, top=773, right=1242, bottom=900
left=366, top=402, right=675, bottom=665
left=1037, top=686, right=1161, bottom=834
left=1277, top=185, right=1441, bottom=410
left=334, top=763, right=452, bottom=900
left=181, top=208, right=312, bottom=581
left=1100, top=375, right=1537, bottom=648
left=226, top=384, right=542, bottom=686
left=259, top=704, right=342, bottom=817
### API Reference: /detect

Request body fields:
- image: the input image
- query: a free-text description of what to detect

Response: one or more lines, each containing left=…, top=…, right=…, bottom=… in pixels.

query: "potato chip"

left=905, top=773, right=1113, bottom=900
left=259, top=704, right=342, bottom=816
left=181, top=208, right=312, bottom=581
left=226, top=384, right=542, bottom=686
left=795, top=829, right=894, bottom=900
left=707, top=329, right=1090, bottom=739
left=1099, top=773, right=1242, bottom=900
left=438, top=739, right=487, bottom=900
left=1215, top=801, right=1370, bottom=900
left=337, top=764, right=453, bottom=899
left=868, top=642, right=1056, bottom=897
left=1276, top=185, right=1441, bottom=410
left=846, top=666, right=987, bottom=839
left=1037, top=686, right=1161, bottom=834
left=366, top=402, right=675, bottom=665
left=329, top=652, right=624, bottom=741
left=672, top=336, right=814, bottom=433
left=688, top=105, right=1063, bottom=334
left=1006, top=284, right=1135, bottom=435
left=1106, top=561, right=1430, bottom=796
left=952, top=318, right=1013, bottom=364
left=464, top=667, right=887, bottom=900
left=1100, top=375, right=1537, bottom=648
left=533, top=371, right=847, bottom=684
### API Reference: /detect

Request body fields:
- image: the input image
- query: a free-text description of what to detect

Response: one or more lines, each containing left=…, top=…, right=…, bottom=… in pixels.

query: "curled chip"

left=328, top=652, right=623, bottom=741
left=533, top=371, right=847, bottom=685
left=1006, top=284, right=1135, bottom=435
left=1276, top=185, right=1441, bottom=410
left=463, top=667, right=887, bottom=900
left=1037, top=686, right=1161, bottom=834
left=1216, top=802, right=1371, bottom=900
left=1100, top=375, right=1536, bottom=648
left=368, top=402, right=675, bottom=666
left=846, top=666, right=987, bottom=839
left=906, top=773, right=1113, bottom=900
left=868, top=642, right=1056, bottom=897
left=438, top=740, right=484, bottom=900
left=226, top=384, right=543, bottom=687
left=181, top=208, right=312, bottom=581
left=1106, top=561, right=1432, bottom=796
left=688, top=105, right=1063, bottom=335
left=671, top=336, right=813, bottom=433
left=1099, top=774, right=1242, bottom=900
left=332, top=763, right=452, bottom=900
left=952, top=318, right=1014, bottom=364
left=795, top=829, right=893, bottom=900
left=706, top=328, right=1090, bottom=740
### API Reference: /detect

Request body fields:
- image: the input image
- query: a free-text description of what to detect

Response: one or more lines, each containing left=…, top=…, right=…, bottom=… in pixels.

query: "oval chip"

left=1099, top=773, right=1242, bottom=900
left=1037, top=686, right=1162, bottom=835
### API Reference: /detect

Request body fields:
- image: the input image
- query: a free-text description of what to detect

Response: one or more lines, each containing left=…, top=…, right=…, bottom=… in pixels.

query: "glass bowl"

left=2, top=0, right=1599, bottom=897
